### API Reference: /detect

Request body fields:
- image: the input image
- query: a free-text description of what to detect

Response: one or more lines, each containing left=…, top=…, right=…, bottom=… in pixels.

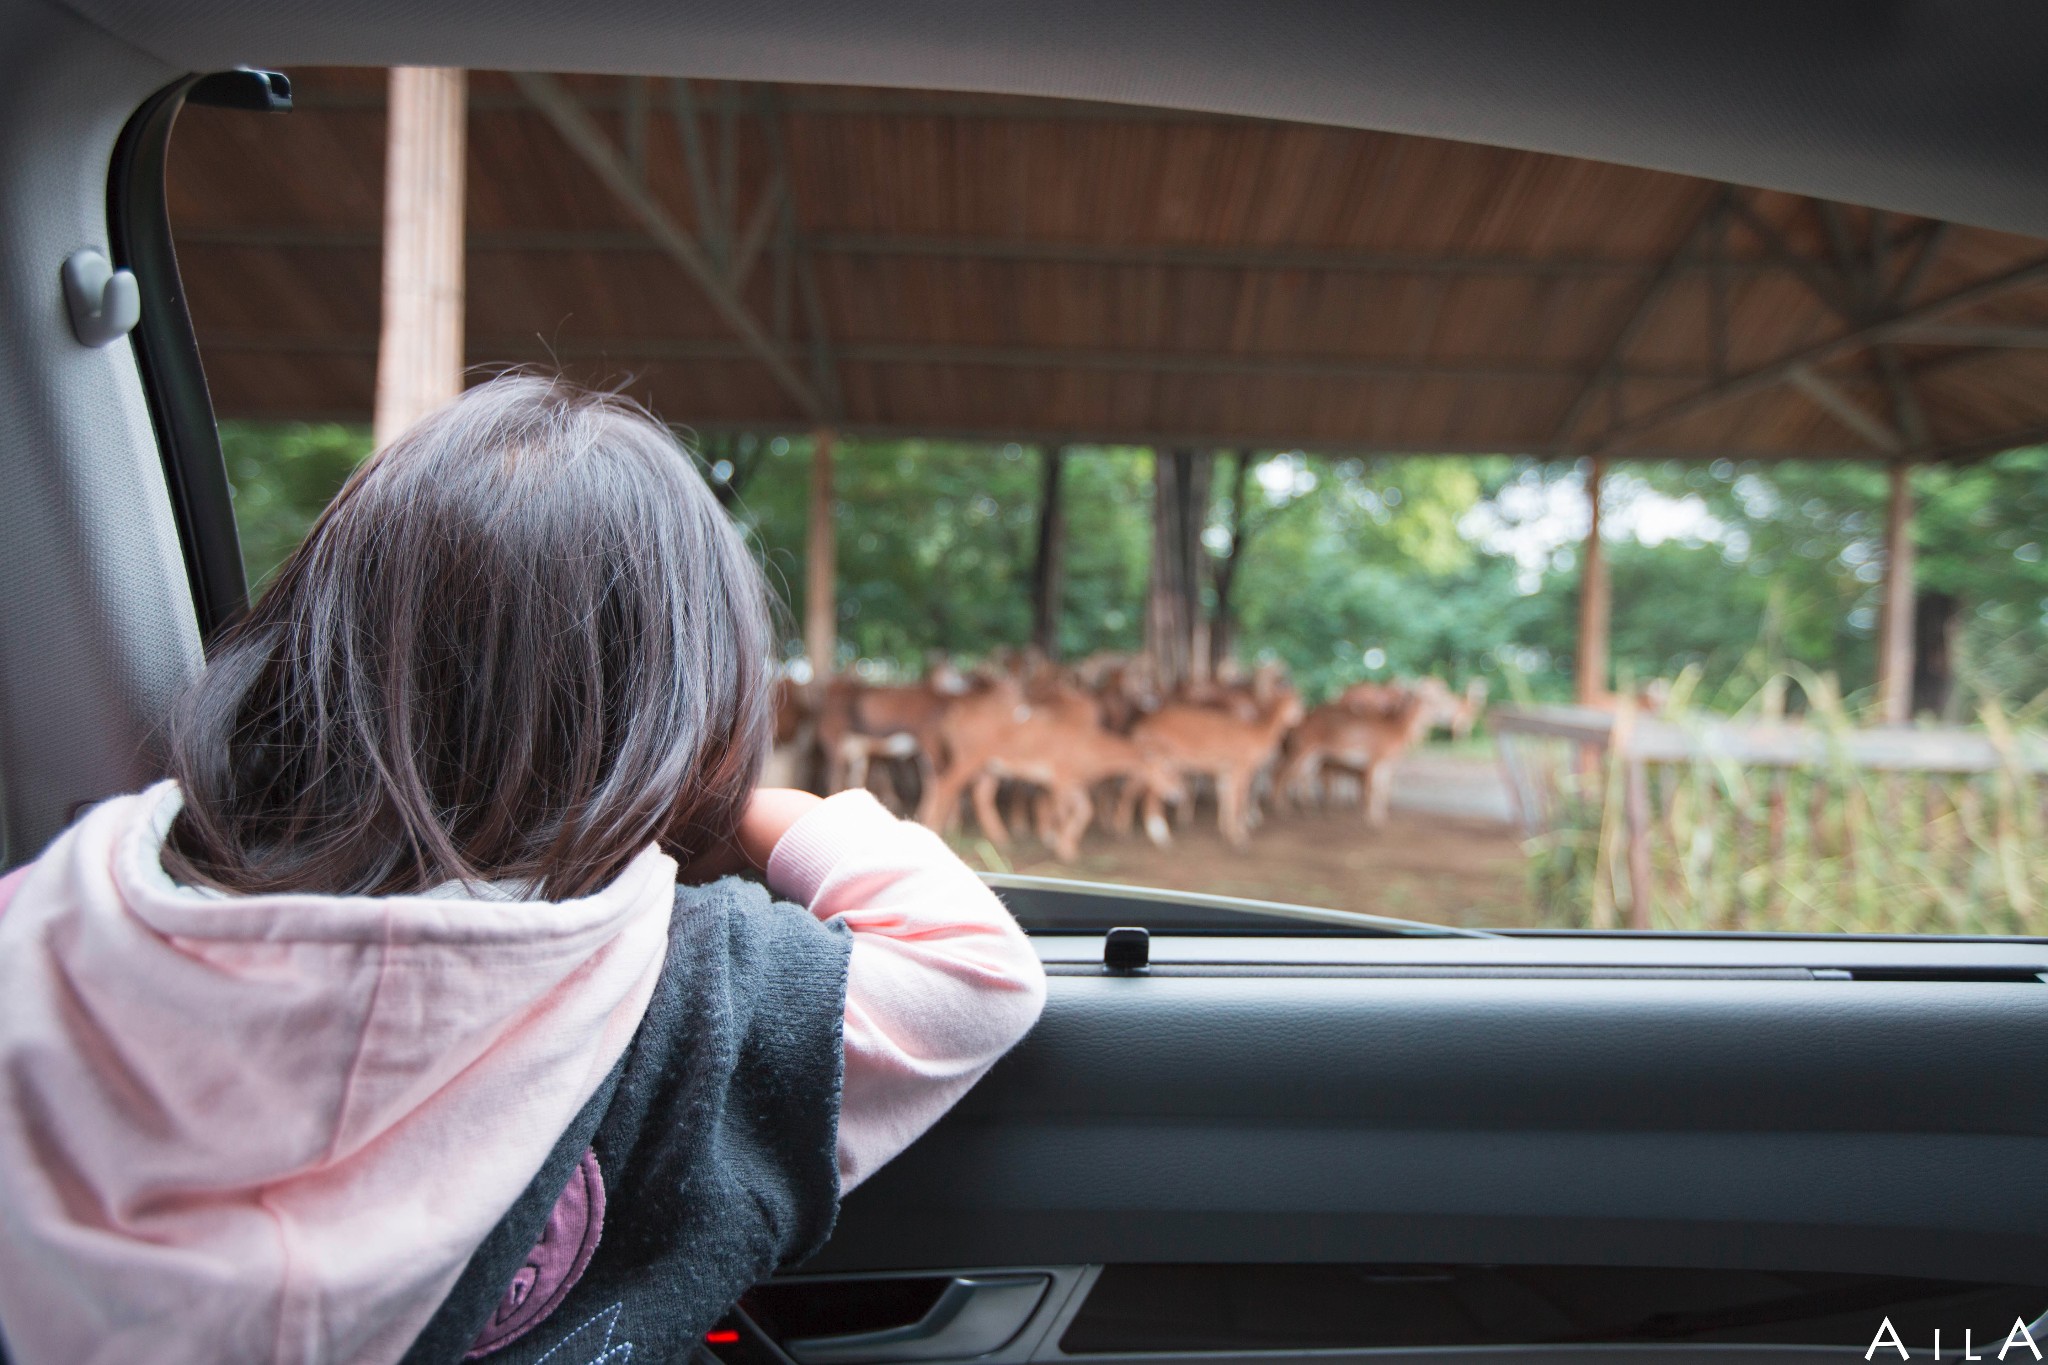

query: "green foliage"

left=217, top=414, right=2048, bottom=934
left=220, top=421, right=373, bottom=591
left=217, top=416, right=2048, bottom=719
left=722, top=438, right=1152, bottom=668
left=1198, top=455, right=1522, bottom=700
left=1638, top=451, right=2048, bottom=709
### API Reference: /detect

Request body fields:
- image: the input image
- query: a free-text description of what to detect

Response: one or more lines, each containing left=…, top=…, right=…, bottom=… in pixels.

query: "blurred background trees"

left=219, top=420, right=2048, bottom=714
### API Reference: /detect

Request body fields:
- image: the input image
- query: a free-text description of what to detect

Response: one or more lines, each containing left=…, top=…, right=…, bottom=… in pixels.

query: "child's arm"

left=748, top=789, right=1048, bottom=1192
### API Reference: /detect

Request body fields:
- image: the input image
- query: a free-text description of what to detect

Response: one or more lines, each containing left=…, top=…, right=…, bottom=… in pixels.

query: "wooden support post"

left=1146, top=451, right=1191, bottom=692
left=1029, top=445, right=1068, bottom=660
left=1624, top=754, right=1655, bottom=931
left=373, top=67, right=467, bottom=448
left=1575, top=457, right=1612, bottom=705
left=1876, top=461, right=1917, bottom=724
left=805, top=429, right=838, bottom=691
left=1209, top=449, right=1254, bottom=678
left=1186, top=452, right=1213, bottom=685
left=1146, top=449, right=1211, bottom=692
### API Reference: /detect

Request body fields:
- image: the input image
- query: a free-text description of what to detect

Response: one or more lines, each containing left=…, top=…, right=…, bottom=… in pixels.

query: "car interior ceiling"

left=4, top=1, right=2048, bottom=1359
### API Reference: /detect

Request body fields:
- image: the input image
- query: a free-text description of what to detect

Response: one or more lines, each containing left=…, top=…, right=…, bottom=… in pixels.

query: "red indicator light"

left=705, top=1330, right=741, bottom=1345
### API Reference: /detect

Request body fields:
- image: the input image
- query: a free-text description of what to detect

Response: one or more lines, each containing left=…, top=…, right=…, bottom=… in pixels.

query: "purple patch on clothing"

left=465, top=1147, right=607, bottom=1359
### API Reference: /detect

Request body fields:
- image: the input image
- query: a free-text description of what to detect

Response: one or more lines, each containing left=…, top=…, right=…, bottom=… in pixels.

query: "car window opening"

left=156, top=65, right=2048, bottom=938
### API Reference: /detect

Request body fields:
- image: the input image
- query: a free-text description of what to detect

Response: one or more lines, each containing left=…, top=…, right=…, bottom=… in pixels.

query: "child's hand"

left=734, top=788, right=823, bottom=872
left=673, top=788, right=821, bottom=884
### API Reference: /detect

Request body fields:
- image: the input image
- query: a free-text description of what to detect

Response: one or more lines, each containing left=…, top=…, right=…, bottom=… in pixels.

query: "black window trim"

left=106, top=73, right=261, bottom=645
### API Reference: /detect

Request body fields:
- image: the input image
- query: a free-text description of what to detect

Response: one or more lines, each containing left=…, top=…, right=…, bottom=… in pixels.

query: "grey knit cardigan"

left=401, top=875, right=853, bottom=1365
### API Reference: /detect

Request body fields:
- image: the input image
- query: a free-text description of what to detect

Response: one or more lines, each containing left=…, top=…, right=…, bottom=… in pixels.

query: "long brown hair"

left=164, top=375, right=772, bottom=900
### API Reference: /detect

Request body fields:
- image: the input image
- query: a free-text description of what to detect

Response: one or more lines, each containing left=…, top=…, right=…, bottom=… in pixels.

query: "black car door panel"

left=721, top=917, right=2048, bottom=1361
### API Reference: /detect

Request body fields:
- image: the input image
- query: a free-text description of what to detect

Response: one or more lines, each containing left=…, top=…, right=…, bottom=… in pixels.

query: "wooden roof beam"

left=206, top=325, right=2027, bottom=401
left=665, top=77, right=728, bottom=269
left=1874, top=344, right=1931, bottom=450
left=1551, top=188, right=1729, bottom=446
left=1851, top=218, right=1936, bottom=452
left=197, top=330, right=1731, bottom=384
left=1786, top=199, right=1940, bottom=455
left=1786, top=364, right=1902, bottom=453
left=819, top=344, right=1700, bottom=382
left=1763, top=205, right=1937, bottom=454
left=666, top=417, right=1874, bottom=462
left=758, top=86, right=841, bottom=421
left=1886, top=323, right=2048, bottom=348
left=1724, top=193, right=1860, bottom=321
left=1890, top=222, right=1951, bottom=306
left=729, top=170, right=786, bottom=290
left=1925, top=420, right=2048, bottom=464
left=1717, top=197, right=1948, bottom=327
left=175, top=225, right=1826, bottom=281
left=510, top=71, right=824, bottom=420
left=805, top=235, right=1773, bottom=278
left=189, top=394, right=1927, bottom=461
left=1588, top=249, right=2048, bottom=455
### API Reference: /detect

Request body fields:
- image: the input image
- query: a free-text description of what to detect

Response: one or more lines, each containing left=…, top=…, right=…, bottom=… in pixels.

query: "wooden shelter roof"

left=168, top=67, right=2048, bottom=461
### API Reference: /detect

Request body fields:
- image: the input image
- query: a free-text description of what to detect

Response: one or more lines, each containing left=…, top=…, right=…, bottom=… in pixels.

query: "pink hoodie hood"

left=0, top=783, right=676, bottom=1365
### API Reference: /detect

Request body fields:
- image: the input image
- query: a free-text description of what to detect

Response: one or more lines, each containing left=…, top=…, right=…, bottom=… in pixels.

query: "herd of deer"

left=772, top=653, right=1487, bottom=862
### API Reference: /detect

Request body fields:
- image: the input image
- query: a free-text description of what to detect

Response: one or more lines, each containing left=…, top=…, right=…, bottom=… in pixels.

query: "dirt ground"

left=950, top=749, right=1533, bottom=931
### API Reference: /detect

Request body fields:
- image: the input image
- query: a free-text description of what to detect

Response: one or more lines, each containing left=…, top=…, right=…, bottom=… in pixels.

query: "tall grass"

left=1526, top=671, right=2048, bottom=935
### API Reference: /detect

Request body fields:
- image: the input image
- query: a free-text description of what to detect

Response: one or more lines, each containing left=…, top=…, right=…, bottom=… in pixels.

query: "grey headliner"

left=56, top=0, right=2048, bottom=239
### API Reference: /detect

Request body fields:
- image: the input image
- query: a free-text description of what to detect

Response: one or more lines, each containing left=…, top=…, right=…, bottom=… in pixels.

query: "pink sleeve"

left=766, top=790, right=1047, bottom=1192
left=0, top=865, right=26, bottom=924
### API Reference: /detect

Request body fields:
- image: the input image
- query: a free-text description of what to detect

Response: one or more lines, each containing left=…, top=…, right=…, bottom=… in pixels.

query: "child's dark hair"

left=163, top=374, right=771, bottom=900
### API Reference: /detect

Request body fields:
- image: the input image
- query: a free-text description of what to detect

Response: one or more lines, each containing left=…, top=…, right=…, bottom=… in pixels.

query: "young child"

left=0, top=376, right=1046, bottom=1365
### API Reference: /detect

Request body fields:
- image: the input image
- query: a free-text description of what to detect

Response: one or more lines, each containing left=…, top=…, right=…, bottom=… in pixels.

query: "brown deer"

left=1275, top=685, right=1433, bottom=827
left=761, top=677, right=814, bottom=789
left=1177, top=659, right=1293, bottom=723
left=966, top=719, right=1184, bottom=861
left=918, top=676, right=1181, bottom=852
left=1336, top=679, right=1403, bottom=714
left=1447, top=677, right=1488, bottom=739
left=1121, top=686, right=1305, bottom=847
left=916, top=676, right=1034, bottom=835
left=813, top=665, right=969, bottom=795
left=1073, top=653, right=1162, bottom=732
left=1410, top=676, right=1489, bottom=741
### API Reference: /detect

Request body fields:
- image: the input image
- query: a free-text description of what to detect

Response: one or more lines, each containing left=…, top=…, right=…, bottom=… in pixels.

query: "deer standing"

left=1410, top=676, right=1489, bottom=741
left=1275, top=686, right=1433, bottom=828
left=1121, top=686, right=1305, bottom=847
left=814, top=665, right=969, bottom=798
left=761, top=677, right=814, bottom=788
left=967, top=719, right=1183, bottom=860
left=1073, top=653, right=1162, bottom=732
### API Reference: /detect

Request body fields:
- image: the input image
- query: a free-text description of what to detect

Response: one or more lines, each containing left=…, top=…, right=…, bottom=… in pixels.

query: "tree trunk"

left=1912, top=588, right=1959, bottom=721
left=1209, top=449, right=1253, bottom=676
left=1029, top=445, right=1068, bottom=660
left=1146, top=448, right=1212, bottom=691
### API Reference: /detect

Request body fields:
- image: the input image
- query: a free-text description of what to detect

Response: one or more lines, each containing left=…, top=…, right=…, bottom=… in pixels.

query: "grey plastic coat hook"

left=61, top=248, right=140, bottom=348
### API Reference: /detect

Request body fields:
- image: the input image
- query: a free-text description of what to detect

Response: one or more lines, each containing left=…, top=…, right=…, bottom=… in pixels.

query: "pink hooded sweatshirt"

left=0, top=785, right=1044, bottom=1365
